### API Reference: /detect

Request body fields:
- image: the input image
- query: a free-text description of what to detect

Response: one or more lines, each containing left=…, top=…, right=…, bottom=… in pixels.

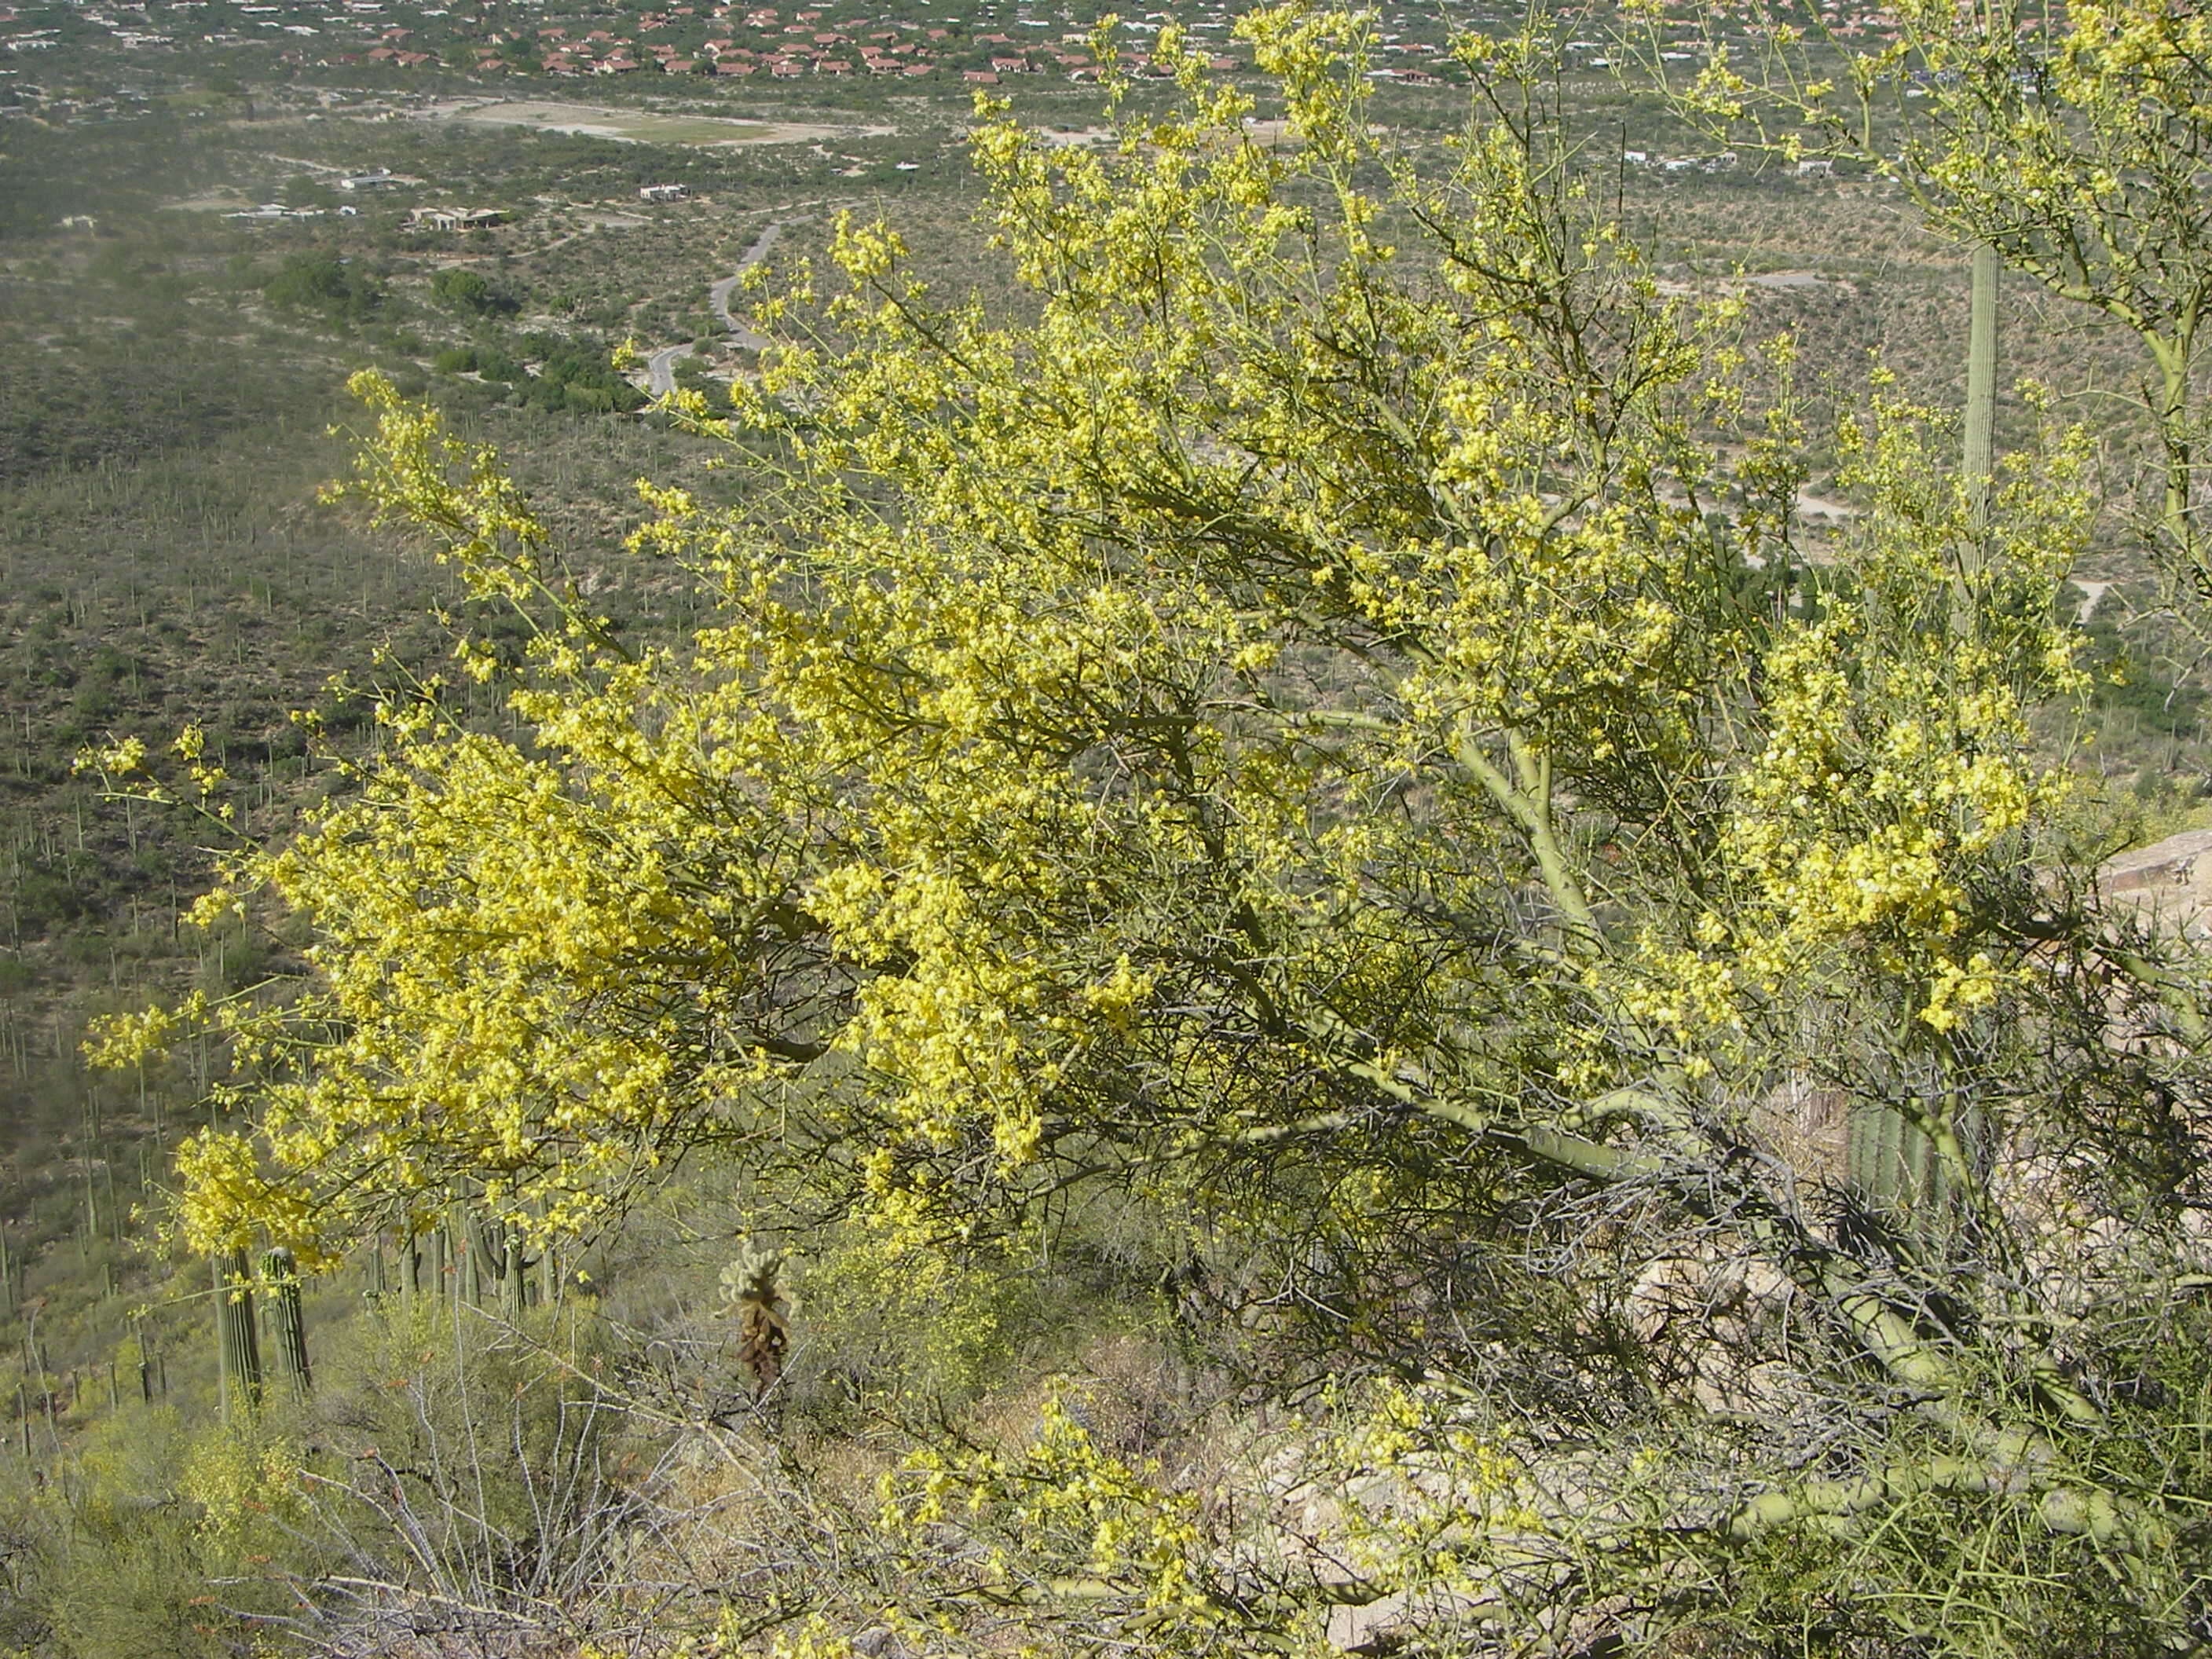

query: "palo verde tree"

left=88, top=7, right=2212, bottom=1651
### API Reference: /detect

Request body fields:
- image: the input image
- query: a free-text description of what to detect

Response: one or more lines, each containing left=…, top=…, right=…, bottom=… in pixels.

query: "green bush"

left=13, top=1406, right=309, bottom=1659
left=790, top=1229, right=1036, bottom=1418
left=427, top=266, right=518, bottom=317
left=261, top=252, right=381, bottom=323
left=472, top=346, right=525, bottom=384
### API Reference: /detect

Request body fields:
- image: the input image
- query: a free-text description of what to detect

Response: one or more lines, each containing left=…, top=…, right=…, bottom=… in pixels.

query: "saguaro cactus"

left=214, top=1249, right=262, bottom=1422
left=449, top=1199, right=480, bottom=1308
left=457, top=1207, right=524, bottom=1317
left=1851, top=246, right=2001, bottom=1225
left=1846, top=1101, right=1941, bottom=1218
left=262, top=1246, right=311, bottom=1400
left=493, top=1217, right=525, bottom=1320
left=1962, top=241, right=2000, bottom=537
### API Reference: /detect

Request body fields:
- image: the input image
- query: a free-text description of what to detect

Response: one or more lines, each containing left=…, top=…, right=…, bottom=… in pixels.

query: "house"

left=408, top=205, right=504, bottom=230
left=338, top=169, right=393, bottom=189
left=639, top=183, right=686, bottom=202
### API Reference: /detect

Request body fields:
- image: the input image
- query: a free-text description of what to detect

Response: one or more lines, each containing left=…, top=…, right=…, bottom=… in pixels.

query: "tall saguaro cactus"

left=1962, top=242, right=2001, bottom=536
left=262, top=1246, right=311, bottom=1400
left=499, top=1219, right=526, bottom=1318
left=434, top=1193, right=532, bottom=1318
left=1846, top=1100, right=1950, bottom=1222
left=214, top=1249, right=262, bottom=1423
left=471, top=1211, right=525, bottom=1319
left=1850, top=246, right=2001, bottom=1226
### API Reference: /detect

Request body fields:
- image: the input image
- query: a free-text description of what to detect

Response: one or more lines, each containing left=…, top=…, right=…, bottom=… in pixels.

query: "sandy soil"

left=423, top=97, right=855, bottom=148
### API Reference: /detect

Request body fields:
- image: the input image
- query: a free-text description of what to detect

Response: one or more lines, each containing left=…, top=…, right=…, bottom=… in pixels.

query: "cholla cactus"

left=720, top=1242, right=794, bottom=1398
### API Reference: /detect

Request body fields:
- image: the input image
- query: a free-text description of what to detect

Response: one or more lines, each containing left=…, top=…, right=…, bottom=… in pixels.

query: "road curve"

left=709, top=218, right=797, bottom=351
left=646, top=341, right=694, bottom=395
left=641, top=217, right=800, bottom=397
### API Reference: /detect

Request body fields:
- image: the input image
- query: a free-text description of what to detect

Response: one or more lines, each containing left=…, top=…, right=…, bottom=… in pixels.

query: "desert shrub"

left=427, top=267, right=519, bottom=317
left=291, top=1299, right=637, bottom=1610
left=14, top=1404, right=313, bottom=1659
left=261, top=252, right=381, bottom=324
left=787, top=1229, right=1031, bottom=1418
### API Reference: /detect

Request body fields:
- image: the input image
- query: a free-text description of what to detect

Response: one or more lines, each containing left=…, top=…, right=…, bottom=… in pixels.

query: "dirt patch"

left=422, top=97, right=855, bottom=148
left=1794, top=490, right=1856, bottom=524
left=2100, top=826, right=2212, bottom=943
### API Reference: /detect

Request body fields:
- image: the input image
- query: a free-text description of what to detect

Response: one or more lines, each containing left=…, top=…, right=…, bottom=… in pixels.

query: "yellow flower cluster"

left=879, top=1395, right=1215, bottom=1628
left=1720, top=393, right=2088, bottom=1031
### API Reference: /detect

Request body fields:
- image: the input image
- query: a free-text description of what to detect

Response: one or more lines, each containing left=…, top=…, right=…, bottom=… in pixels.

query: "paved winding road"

left=644, top=218, right=797, bottom=395
left=708, top=218, right=789, bottom=348
left=645, top=342, right=694, bottom=396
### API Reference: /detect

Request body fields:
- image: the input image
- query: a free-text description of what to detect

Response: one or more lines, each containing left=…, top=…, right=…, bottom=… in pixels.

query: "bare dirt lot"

left=422, top=97, right=860, bottom=148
